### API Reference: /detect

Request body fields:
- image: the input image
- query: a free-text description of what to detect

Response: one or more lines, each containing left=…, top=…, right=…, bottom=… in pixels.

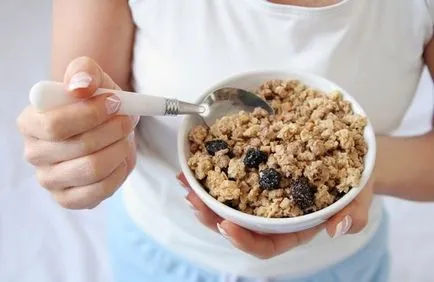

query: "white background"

left=0, top=1, right=433, bottom=282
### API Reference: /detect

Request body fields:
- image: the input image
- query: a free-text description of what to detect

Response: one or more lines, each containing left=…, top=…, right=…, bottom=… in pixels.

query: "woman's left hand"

left=177, top=172, right=373, bottom=260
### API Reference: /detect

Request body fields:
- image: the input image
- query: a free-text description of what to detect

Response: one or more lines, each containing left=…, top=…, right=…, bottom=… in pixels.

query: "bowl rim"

left=177, top=68, right=376, bottom=226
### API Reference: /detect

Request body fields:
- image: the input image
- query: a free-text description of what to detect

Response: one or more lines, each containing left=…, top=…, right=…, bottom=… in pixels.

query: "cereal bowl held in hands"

left=177, top=70, right=376, bottom=234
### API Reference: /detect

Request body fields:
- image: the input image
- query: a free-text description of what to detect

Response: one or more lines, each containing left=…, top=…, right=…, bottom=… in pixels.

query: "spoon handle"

left=29, top=81, right=202, bottom=116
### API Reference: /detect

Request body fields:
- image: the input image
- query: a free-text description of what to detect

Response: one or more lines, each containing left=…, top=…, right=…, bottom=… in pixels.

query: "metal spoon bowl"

left=167, top=87, right=274, bottom=125
left=29, top=82, right=274, bottom=126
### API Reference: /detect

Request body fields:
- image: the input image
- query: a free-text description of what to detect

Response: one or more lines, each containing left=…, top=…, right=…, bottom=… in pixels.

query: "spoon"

left=29, top=81, right=274, bottom=126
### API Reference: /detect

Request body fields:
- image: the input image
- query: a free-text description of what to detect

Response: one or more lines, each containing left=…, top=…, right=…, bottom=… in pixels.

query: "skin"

left=16, top=0, right=434, bottom=260
left=374, top=37, right=434, bottom=201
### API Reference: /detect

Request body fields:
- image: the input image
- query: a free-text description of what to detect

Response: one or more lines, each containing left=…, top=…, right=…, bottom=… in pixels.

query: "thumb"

left=326, top=181, right=373, bottom=238
left=64, top=56, right=120, bottom=99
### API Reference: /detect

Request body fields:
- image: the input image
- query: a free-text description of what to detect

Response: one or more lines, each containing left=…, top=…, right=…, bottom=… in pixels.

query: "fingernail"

left=130, top=116, right=140, bottom=128
left=176, top=173, right=191, bottom=191
left=217, top=223, right=231, bottom=240
left=178, top=180, right=192, bottom=193
left=128, top=132, right=135, bottom=144
left=177, top=179, right=187, bottom=188
left=68, top=72, right=92, bottom=91
left=194, top=211, right=202, bottom=219
left=184, top=197, right=196, bottom=210
left=333, top=215, right=352, bottom=239
left=105, top=96, right=121, bottom=115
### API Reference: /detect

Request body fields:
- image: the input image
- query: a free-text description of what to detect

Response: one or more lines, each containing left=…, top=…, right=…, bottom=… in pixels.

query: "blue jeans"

left=108, top=191, right=390, bottom=282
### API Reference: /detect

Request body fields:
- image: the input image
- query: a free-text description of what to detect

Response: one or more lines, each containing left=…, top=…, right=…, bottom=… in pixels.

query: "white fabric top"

left=123, top=0, right=434, bottom=278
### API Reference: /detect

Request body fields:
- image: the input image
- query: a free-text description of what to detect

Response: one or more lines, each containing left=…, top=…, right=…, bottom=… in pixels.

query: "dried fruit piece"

left=259, top=168, right=281, bottom=190
left=205, top=140, right=229, bottom=156
left=291, top=177, right=316, bottom=210
left=243, top=148, right=268, bottom=168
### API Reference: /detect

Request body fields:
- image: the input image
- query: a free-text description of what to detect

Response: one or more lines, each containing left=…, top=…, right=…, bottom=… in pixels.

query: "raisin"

left=223, top=200, right=238, bottom=209
left=205, top=140, right=229, bottom=156
left=331, top=188, right=346, bottom=201
left=259, top=168, right=281, bottom=190
left=290, top=177, right=315, bottom=210
left=243, top=148, right=268, bottom=168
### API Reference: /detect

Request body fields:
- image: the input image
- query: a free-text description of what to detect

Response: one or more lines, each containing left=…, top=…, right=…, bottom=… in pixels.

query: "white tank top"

left=123, top=0, right=434, bottom=277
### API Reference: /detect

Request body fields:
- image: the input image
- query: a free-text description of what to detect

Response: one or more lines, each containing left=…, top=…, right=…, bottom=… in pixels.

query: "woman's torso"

left=123, top=0, right=433, bottom=277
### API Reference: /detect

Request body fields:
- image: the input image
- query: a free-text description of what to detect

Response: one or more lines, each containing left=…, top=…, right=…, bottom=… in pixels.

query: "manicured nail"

left=217, top=223, right=231, bottom=240
left=130, top=116, right=140, bottom=128
left=68, top=72, right=92, bottom=91
left=333, top=215, right=352, bottom=239
left=105, top=96, right=121, bottom=115
left=179, top=180, right=192, bottom=194
left=176, top=173, right=192, bottom=191
left=127, top=132, right=135, bottom=143
left=178, top=179, right=187, bottom=188
left=194, top=211, right=202, bottom=220
left=184, top=197, right=196, bottom=210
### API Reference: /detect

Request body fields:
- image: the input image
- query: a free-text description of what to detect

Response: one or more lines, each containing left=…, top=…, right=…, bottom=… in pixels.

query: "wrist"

left=371, top=132, right=434, bottom=201
left=371, top=135, right=390, bottom=196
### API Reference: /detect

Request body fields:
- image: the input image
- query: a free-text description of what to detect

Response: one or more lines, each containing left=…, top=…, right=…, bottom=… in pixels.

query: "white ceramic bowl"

left=177, top=70, right=376, bottom=234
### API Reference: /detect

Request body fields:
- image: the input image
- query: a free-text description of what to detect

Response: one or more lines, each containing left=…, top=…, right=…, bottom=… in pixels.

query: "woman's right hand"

left=17, top=57, right=139, bottom=209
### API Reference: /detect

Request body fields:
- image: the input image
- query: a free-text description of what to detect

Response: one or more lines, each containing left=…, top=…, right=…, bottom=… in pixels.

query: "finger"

left=64, top=56, right=120, bottom=99
left=23, top=115, right=139, bottom=165
left=19, top=92, right=122, bottom=141
left=125, top=132, right=137, bottom=173
left=176, top=172, right=191, bottom=188
left=37, top=134, right=134, bottom=190
left=326, top=183, right=373, bottom=238
left=53, top=160, right=128, bottom=209
left=186, top=192, right=222, bottom=232
left=219, top=221, right=323, bottom=259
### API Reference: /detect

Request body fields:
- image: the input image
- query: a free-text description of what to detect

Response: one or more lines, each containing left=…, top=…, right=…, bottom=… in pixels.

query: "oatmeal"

left=187, top=80, right=368, bottom=218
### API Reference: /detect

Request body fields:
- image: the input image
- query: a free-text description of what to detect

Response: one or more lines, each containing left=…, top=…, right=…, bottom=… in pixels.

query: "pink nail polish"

left=217, top=223, right=231, bottom=240
left=194, top=211, right=202, bottom=219
left=130, top=116, right=140, bottom=127
left=128, top=132, right=135, bottom=144
left=333, top=216, right=352, bottom=239
left=178, top=180, right=187, bottom=188
left=184, top=197, right=196, bottom=210
left=178, top=180, right=192, bottom=194
left=68, top=72, right=92, bottom=91
left=105, top=96, right=121, bottom=115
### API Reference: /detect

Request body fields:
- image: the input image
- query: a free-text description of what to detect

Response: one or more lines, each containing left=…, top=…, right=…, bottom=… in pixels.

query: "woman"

left=17, top=0, right=434, bottom=281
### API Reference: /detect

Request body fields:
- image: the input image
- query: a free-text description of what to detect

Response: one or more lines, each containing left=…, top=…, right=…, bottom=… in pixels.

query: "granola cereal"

left=187, top=80, right=368, bottom=218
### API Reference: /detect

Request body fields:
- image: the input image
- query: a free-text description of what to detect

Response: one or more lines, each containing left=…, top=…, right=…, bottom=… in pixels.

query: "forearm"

left=51, top=0, right=134, bottom=90
left=377, top=35, right=434, bottom=201
left=374, top=133, right=434, bottom=201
